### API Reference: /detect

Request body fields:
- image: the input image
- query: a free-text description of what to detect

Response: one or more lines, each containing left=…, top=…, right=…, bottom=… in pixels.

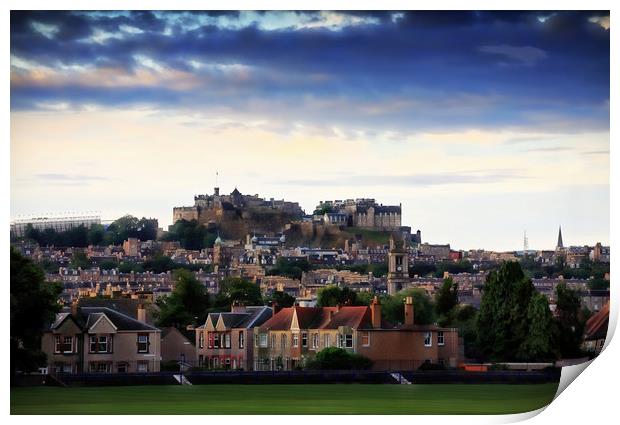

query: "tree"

left=519, top=293, right=556, bottom=361
left=381, top=288, right=435, bottom=325
left=476, top=261, right=543, bottom=361
left=70, top=251, right=91, bottom=269
left=435, top=277, right=458, bottom=317
left=555, top=283, right=586, bottom=358
left=305, top=347, right=372, bottom=370
left=11, top=248, right=63, bottom=376
left=215, top=277, right=263, bottom=309
left=155, top=269, right=210, bottom=328
left=265, top=291, right=296, bottom=308
left=317, top=285, right=358, bottom=307
left=267, top=257, right=310, bottom=280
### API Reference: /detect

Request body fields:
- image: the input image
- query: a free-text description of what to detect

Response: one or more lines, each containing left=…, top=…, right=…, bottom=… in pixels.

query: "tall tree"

left=317, top=285, right=358, bottom=307
left=265, top=291, right=296, bottom=308
left=215, top=277, right=263, bottom=309
left=555, top=283, right=586, bottom=358
left=519, top=293, right=556, bottom=361
left=381, top=288, right=435, bottom=325
left=10, top=248, right=63, bottom=376
left=435, top=277, right=459, bottom=317
left=155, top=269, right=210, bottom=328
left=476, top=261, right=539, bottom=361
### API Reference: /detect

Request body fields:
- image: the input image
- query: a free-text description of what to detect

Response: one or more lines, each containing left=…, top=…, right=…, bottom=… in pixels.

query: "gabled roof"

left=49, top=306, right=160, bottom=332
left=79, top=307, right=159, bottom=332
left=204, top=306, right=273, bottom=330
left=321, top=306, right=371, bottom=330
left=584, top=303, right=610, bottom=341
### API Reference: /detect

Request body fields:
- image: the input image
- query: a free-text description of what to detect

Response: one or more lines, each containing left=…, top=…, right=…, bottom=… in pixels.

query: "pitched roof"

left=321, top=306, right=371, bottom=330
left=204, top=306, right=273, bottom=330
left=79, top=307, right=159, bottom=332
left=584, top=303, right=610, bottom=341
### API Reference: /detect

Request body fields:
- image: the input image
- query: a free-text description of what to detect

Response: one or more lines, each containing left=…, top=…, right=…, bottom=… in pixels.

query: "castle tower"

left=387, top=233, right=409, bottom=295
left=556, top=226, right=564, bottom=250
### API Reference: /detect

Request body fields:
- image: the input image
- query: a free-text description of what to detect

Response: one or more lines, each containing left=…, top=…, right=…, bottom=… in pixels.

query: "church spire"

left=556, top=226, right=564, bottom=250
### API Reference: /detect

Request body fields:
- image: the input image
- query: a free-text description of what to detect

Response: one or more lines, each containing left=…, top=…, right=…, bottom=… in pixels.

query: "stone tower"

left=387, top=233, right=409, bottom=295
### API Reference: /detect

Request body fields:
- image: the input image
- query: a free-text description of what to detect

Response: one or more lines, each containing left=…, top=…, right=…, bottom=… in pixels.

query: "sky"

left=10, top=10, right=610, bottom=251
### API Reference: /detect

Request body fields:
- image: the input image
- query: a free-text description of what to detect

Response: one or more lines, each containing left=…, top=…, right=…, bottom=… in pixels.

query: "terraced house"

left=253, top=298, right=462, bottom=371
left=42, top=305, right=161, bottom=374
left=195, top=303, right=272, bottom=370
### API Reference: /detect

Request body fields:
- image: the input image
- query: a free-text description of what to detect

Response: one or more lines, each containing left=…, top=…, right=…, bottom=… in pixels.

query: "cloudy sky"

left=10, top=10, right=610, bottom=251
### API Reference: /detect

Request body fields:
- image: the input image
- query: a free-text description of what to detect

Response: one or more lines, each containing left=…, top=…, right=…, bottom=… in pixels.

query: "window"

left=117, top=363, right=128, bottom=373
left=345, top=334, right=353, bottom=348
left=239, top=332, right=244, bottom=349
left=324, top=334, right=331, bottom=348
left=54, top=336, right=62, bottom=353
left=271, top=334, right=276, bottom=348
left=424, top=332, right=432, bottom=347
left=438, top=331, right=445, bottom=346
left=199, top=355, right=204, bottom=367
left=137, top=362, right=148, bottom=373
left=137, top=334, right=149, bottom=353
left=361, top=332, right=370, bottom=347
left=337, top=334, right=343, bottom=348
left=396, top=256, right=403, bottom=266
left=90, top=362, right=110, bottom=373
left=62, top=363, right=72, bottom=374
left=301, top=332, right=308, bottom=347
left=98, top=336, right=108, bottom=353
left=208, top=333, right=214, bottom=349
left=199, top=332, right=204, bottom=348
left=62, top=336, right=73, bottom=353
left=281, top=334, right=287, bottom=349
left=293, top=333, right=299, bottom=348
left=89, top=336, right=97, bottom=353
left=89, top=335, right=110, bottom=353
left=311, top=333, right=319, bottom=350
left=225, top=333, right=231, bottom=349
left=214, top=334, right=220, bottom=349
left=259, top=334, right=268, bottom=347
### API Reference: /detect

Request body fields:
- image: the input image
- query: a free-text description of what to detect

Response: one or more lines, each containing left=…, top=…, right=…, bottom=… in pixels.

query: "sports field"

left=11, top=383, right=559, bottom=415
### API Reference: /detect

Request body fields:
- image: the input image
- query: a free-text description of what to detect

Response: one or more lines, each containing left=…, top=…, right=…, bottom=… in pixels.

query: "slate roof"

left=49, top=306, right=160, bottom=332
left=204, top=306, right=273, bottom=330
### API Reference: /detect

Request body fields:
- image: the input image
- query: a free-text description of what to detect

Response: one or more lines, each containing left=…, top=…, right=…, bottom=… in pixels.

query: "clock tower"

left=387, top=233, right=409, bottom=295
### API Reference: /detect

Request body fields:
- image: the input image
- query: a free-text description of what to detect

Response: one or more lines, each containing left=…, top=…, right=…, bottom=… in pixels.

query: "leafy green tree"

left=265, top=291, right=296, bottom=308
left=155, top=269, right=210, bottom=328
left=305, top=347, right=372, bottom=370
left=519, top=293, right=556, bottom=361
left=98, top=259, right=119, bottom=270
left=11, top=248, right=63, bottom=376
left=381, top=288, right=435, bottom=325
left=87, top=224, right=106, bottom=246
left=476, top=261, right=539, bottom=361
left=317, top=285, right=359, bottom=307
left=162, top=219, right=216, bottom=250
left=118, top=262, right=144, bottom=273
left=267, top=257, right=311, bottom=280
left=555, top=283, right=586, bottom=358
left=435, top=277, right=458, bottom=317
left=142, top=255, right=176, bottom=273
left=355, top=291, right=374, bottom=306
left=70, top=251, right=91, bottom=269
left=215, top=277, right=263, bottom=309
left=588, top=278, right=609, bottom=290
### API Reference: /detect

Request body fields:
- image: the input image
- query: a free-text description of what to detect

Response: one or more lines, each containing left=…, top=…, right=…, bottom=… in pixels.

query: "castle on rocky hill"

left=173, top=187, right=304, bottom=239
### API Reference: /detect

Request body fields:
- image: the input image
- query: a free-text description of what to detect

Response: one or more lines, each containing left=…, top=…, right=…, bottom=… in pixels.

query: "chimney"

left=231, top=300, right=246, bottom=313
left=71, top=299, right=79, bottom=318
left=371, top=296, right=382, bottom=329
left=271, top=301, right=281, bottom=317
left=137, top=304, right=146, bottom=323
left=404, top=296, right=414, bottom=327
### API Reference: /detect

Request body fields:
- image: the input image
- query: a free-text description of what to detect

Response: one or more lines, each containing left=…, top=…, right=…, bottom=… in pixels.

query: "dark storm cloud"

left=10, top=10, right=610, bottom=134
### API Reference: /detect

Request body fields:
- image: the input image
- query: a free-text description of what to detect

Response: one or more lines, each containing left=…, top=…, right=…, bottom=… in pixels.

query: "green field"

left=11, top=383, right=559, bottom=415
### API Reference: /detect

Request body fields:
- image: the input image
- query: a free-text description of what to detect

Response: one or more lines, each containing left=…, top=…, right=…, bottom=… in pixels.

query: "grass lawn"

left=11, top=383, right=559, bottom=415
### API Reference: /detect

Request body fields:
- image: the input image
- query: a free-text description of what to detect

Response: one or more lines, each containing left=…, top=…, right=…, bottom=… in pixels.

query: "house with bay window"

left=195, top=303, right=272, bottom=370
left=41, top=305, right=161, bottom=374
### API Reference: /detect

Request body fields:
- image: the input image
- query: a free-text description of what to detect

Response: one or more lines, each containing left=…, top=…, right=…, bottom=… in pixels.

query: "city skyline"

left=10, top=11, right=610, bottom=251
